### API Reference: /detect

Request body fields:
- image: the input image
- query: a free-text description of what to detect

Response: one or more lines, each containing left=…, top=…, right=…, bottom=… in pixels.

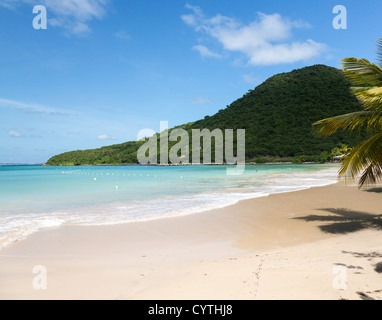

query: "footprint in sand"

left=240, top=257, right=264, bottom=298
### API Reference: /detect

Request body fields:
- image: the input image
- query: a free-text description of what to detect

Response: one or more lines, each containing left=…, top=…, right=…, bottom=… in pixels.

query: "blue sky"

left=0, top=0, right=381, bottom=163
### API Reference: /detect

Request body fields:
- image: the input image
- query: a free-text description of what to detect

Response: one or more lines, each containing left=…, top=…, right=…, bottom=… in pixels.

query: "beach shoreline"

left=0, top=163, right=340, bottom=252
left=0, top=182, right=381, bottom=300
left=40, top=161, right=340, bottom=167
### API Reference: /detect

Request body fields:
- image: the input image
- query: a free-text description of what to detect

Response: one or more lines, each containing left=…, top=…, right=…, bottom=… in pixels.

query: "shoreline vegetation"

left=40, top=160, right=341, bottom=167
left=3, top=158, right=342, bottom=167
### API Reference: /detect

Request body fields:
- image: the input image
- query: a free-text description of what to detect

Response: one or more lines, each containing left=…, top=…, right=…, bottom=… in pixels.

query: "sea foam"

left=0, top=165, right=339, bottom=250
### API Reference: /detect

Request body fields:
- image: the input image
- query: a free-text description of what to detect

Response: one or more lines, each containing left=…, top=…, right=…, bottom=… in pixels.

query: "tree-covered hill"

left=47, top=64, right=365, bottom=165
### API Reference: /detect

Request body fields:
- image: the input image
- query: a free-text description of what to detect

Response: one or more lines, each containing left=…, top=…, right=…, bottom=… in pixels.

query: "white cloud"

left=247, top=40, right=325, bottom=65
left=1, top=0, right=110, bottom=35
left=182, top=5, right=326, bottom=66
left=8, top=130, right=22, bottom=138
left=0, top=0, right=18, bottom=9
left=192, top=45, right=221, bottom=59
left=42, top=0, right=108, bottom=21
left=241, top=73, right=260, bottom=85
left=7, top=127, right=54, bottom=138
left=68, top=21, right=91, bottom=36
left=44, top=0, right=110, bottom=36
left=190, top=97, right=211, bottom=105
left=97, top=134, right=116, bottom=140
left=0, top=98, right=76, bottom=116
left=115, top=31, right=131, bottom=40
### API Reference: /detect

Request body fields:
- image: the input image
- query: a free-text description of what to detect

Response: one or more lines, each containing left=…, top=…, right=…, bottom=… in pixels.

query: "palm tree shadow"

left=357, top=292, right=375, bottom=300
left=364, top=188, right=382, bottom=194
left=294, top=208, right=382, bottom=234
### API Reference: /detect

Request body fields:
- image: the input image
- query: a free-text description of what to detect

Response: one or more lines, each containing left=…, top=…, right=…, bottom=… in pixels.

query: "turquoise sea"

left=0, top=164, right=339, bottom=249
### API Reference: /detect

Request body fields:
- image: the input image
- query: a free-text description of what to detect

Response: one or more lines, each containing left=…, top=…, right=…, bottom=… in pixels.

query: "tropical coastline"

left=1, top=1, right=381, bottom=303
left=0, top=182, right=381, bottom=300
left=0, top=164, right=339, bottom=251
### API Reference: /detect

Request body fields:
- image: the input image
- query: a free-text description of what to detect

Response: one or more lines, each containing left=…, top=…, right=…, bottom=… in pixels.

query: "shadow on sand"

left=342, top=250, right=382, bottom=259
left=364, top=188, right=382, bottom=194
left=294, top=208, right=382, bottom=234
left=296, top=208, right=382, bottom=299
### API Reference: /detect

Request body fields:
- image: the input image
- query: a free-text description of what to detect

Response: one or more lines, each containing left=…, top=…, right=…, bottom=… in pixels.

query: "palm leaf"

left=356, top=86, right=382, bottom=111
left=339, top=131, right=382, bottom=186
left=315, top=38, right=382, bottom=187
left=342, top=58, right=382, bottom=87
left=377, top=38, right=382, bottom=65
left=358, top=162, right=382, bottom=186
left=313, top=111, right=378, bottom=136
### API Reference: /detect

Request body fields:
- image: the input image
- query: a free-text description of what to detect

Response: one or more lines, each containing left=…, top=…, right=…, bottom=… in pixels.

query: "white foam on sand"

left=0, top=166, right=339, bottom=250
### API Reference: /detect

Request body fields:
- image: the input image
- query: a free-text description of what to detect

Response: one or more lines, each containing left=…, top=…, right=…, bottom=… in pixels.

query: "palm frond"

left=356, top=86, right=382, bottom=111
left=352, top=86, right=378, bottom=94
left=313, top=111, right=377, bottom=136
left=342, top=58, right=382, bottom=87
left=358, top=162, right=382, bottom=186
left=357, top=86, right=382, bottom=99
left=339, top=131, right=382, bottom=186
left=377, top=38, right=382, bottom=65
left=316, top=38, right=382, bottom=187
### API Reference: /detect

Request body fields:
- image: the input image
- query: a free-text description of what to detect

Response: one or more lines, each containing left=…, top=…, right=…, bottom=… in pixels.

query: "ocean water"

left=0, top=164, right=339, bottom=250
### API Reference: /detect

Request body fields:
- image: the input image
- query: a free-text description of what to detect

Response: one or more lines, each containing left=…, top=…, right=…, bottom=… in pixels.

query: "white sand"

left=0, top=183, right=381, bottom=300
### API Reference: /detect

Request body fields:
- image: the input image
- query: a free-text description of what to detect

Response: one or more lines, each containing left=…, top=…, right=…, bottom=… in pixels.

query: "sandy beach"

left=0, top=182, right=381, bottom=300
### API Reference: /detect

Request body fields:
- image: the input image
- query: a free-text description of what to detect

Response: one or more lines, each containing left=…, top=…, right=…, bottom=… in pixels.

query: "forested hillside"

left=47, top=64, right=364, bottom=165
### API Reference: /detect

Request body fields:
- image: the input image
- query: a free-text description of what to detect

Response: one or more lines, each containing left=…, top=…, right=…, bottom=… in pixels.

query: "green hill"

left=47, top=64, right=365, bottom=165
